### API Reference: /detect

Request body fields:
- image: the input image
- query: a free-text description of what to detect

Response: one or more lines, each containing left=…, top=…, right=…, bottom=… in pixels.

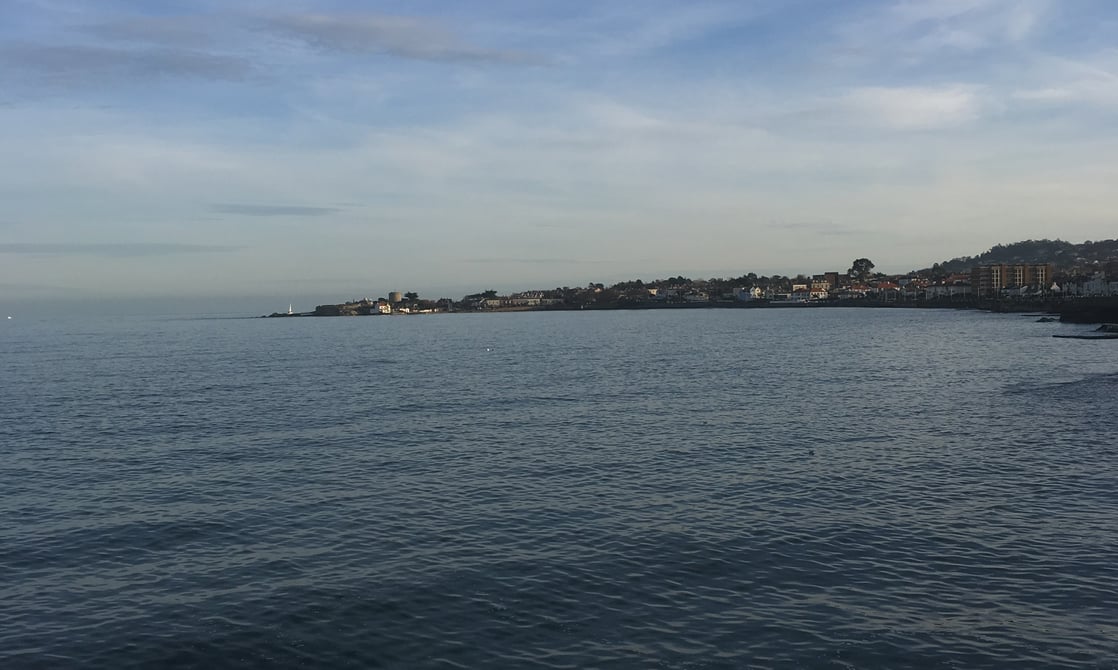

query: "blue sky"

left=2, top=0, right=1117, bottom=307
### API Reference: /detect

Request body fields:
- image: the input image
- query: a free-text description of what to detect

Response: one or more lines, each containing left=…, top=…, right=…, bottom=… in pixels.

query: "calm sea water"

left=2, top=308, right=1117, bottom=669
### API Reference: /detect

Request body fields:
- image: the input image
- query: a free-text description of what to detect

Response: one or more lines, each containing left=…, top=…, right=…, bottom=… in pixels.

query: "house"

left=483, top=296, right=558, bottom=308
left=1073, top=274, right=1118, bottom=297
left=834, top=288, right=864, bottom=300
left=734, top=287, right=762, bottom=301
left=925, top=281, right=972, bottom=299
left=868, top=282, right=901, bottom=301
left=810, top=278, right=832, bottom=299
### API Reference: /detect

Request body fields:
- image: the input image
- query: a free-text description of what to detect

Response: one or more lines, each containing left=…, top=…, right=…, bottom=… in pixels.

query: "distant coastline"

left=267, top=296, right=1118, bottom=324
left=267, top=249, right=1118, bottom=324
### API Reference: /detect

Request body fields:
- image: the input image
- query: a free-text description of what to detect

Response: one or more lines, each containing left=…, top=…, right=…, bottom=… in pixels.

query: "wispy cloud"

left=1012, top=51, right=1118, bottom=109
left=83, top=15, right=220, bottom=47
left=261, top=13, right=542, bottom=64
left=0, top=44, right=252, bottom=85
left=839, top=85, right=989, bottom=129
left=834, top=0, right=1049, bottom=65
left=211, top=204, right=341, bottom=216
left=580, top=3, right=762, bottom=58
left=1, top=9, right=540, bottom=97
left=0, top=243, right=243, bottom=257
left=1, top=1, right=1116, bottom=296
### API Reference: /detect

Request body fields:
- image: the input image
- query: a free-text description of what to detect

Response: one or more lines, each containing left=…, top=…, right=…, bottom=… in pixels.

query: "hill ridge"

left=920, top=238, right=1118, bottom=275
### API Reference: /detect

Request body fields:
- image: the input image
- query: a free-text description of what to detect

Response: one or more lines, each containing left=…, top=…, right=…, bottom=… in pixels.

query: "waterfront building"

left=810, top=277, right=832, bottom=297
left=789, top=287, right=812, bottom=302
left=971, top=264, right=1054, bottom=297
left=925, top=281, right=972, bottom=299
left=1074, top=274, right=1118, bottom=297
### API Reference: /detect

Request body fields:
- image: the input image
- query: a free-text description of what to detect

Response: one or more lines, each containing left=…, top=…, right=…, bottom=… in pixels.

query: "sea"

left=2, top=307, right=1117, bottom=669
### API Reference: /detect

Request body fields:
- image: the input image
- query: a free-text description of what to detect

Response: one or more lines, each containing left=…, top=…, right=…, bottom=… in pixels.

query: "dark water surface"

left=3, top=308, right=1117, bottom=669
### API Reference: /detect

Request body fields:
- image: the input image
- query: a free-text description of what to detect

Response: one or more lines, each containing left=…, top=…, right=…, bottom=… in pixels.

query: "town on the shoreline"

left=271, top=252, right=1118, bottom=323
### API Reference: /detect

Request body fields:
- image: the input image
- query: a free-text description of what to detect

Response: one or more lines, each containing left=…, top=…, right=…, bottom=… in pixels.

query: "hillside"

left=922, top=238, right=1118, bottom=275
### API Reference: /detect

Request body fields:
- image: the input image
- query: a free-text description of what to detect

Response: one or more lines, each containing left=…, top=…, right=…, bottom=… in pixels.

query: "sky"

left=2, top=0, right=1117, bottom=309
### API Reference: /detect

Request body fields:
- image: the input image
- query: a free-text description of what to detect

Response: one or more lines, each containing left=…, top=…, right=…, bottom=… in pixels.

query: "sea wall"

left=1059, top=297, right=1118, bottom=324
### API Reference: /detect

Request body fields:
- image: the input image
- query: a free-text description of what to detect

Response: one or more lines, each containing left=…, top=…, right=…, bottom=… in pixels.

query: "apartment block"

left=971, top=263, right=1055, bottom=297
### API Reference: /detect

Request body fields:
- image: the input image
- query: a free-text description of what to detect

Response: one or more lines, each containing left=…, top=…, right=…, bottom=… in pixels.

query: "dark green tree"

left=849, top=258, right=875, bottom=282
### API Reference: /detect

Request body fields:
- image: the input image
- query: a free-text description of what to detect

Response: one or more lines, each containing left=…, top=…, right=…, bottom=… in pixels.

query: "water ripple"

left=2, top=310, right=1117, bottom=668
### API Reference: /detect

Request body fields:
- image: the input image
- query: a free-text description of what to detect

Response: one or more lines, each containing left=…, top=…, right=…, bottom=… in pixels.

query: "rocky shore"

left=1058, top=297, right=1118, bottom=324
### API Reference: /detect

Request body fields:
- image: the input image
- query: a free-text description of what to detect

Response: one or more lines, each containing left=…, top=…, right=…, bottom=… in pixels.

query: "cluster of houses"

left=312, top=292, right=447, bottom=316
left=648, top=261, right=1118, bottom=304
left=477, top=291, right=564, bottom=309
left=457, top=259, right=1118, bottom=310
left=308, top=259, right=1118, bottom=316
left=646, top=275, right=918, bottom=303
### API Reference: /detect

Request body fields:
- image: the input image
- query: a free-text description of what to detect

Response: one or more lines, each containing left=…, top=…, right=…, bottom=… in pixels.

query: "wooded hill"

left=921, top=239, right=1118, bottom=275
